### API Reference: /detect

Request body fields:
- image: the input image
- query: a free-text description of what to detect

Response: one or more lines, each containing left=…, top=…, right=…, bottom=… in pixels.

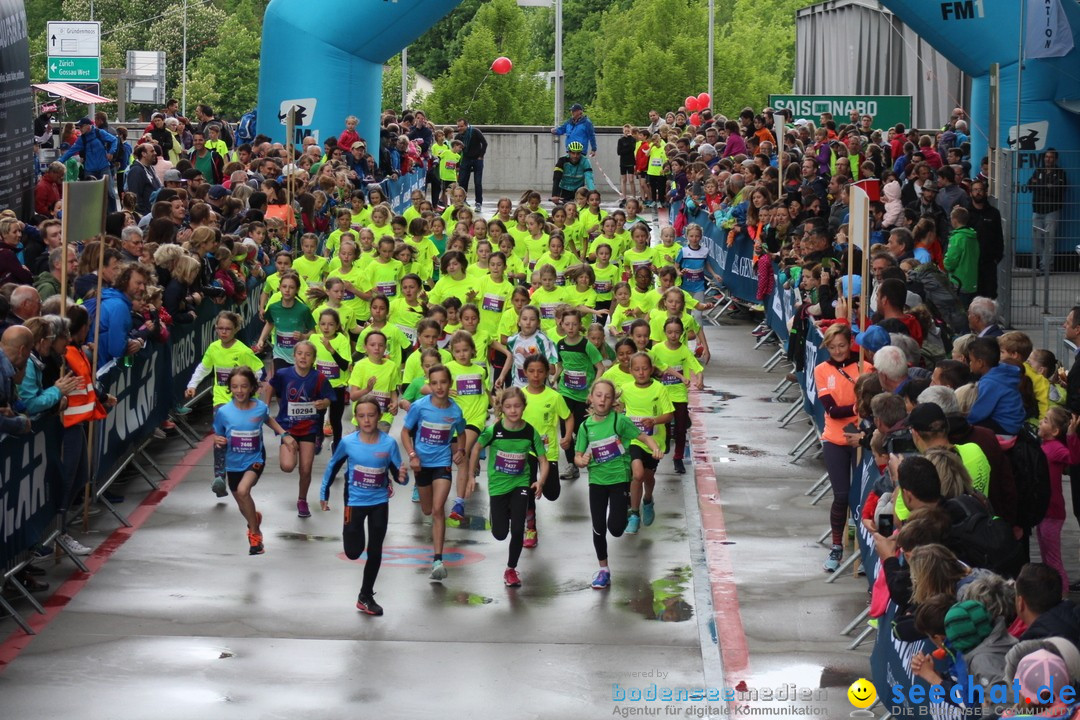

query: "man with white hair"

left=119, top=226, right=144, bottom=263
left=0, top=286, right=41, bottom=333
left=875, top=345, right=910, bottom=393
left=967, top=296, right=1003, bottom=337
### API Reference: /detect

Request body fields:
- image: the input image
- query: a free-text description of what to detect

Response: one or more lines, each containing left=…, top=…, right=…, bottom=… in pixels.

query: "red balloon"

left=491, top=57, right=513, bottom=75
left=689, top=112, right=701, bottom=126
left=697, top=92, right=711, bottom=108
left=685, top=96, right=699, bottom=112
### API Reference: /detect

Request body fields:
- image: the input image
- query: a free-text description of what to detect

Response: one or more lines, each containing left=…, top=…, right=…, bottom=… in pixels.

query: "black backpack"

left=907, top=263, right=967, bottom=336
left=1008, top=423, right=1052, bottom=529
left=944, top=494, right=1022, bottom=577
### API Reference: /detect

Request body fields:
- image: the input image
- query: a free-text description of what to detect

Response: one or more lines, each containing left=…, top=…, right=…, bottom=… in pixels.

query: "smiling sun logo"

left=847, top=678, right=877, bottom=709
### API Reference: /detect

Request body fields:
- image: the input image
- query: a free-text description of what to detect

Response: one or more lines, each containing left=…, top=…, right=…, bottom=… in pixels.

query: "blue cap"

left=854, top=324, right=890, bottom=352
left=839, top=275, right=862, bottom=296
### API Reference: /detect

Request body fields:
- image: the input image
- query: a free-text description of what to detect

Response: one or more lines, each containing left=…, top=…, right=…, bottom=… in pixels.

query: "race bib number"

left=372, top=391, right=391, bottom=412
left=397, top=324, right=417, bottom=345
left=555, top=272, right=566, bottom=286
left=563, top=370, right=588, bottom=391
left=661, top=366, right=683, bottom=386
left=540, top=303, right=559, bottom=320
left=351, top=464, right=385, bottom=490
left=288, top=401, right=317, bottom=418
left=589, top=437, right=624, bottom=463
left=594, top=281, right=612, bottom=294
left=419, top=420, right=451, bottom=445
left=482, top=294, right=505, bottom=313
left=650, top=156, right=663, bottom=167
left=376, top=281, right=397, bottom=297
left=629, top=416, right=653, bottom=436
left=215, top=366, right=233, bottom=385
left=276, top=332, right=298, bottom=349
left=456, top=375, right=483, bottom=396
left=632, top=259, right=651, bottom=272
left=621, top=319, right=634, bottom=334
left=343, top=289, right=357, bottom=301
left=683, top=267, right=704, bottom=282
left=230, top=429, right=261, bottom=453
left=494, top=450, right=526, bottom=475
left=316, top=360, right=340, bottom=380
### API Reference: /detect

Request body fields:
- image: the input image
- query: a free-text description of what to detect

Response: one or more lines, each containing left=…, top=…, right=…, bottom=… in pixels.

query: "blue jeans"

left=1032, top=210, right=1060, bottom=272
left=458, top=157, right=484, bottom=205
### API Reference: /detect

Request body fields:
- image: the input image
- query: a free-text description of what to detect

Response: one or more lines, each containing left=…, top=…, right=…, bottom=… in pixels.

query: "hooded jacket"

left=944, top=225, right=980, bottom=293
left=1020, top=599, right=1080, bottom=646
left=59, top=127, right=118, bottom=175
left=968, top=363, right=1025, bottom=435
left=83, top=287, right=133, bottom=368
left=962, top=617, right=1017, bottom=688
left=882, top=179, right=903, bottom=228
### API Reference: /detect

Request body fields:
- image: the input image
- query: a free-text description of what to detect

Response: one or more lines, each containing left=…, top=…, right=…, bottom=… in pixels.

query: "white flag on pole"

left=1026, top=0, right=1074, bottom=59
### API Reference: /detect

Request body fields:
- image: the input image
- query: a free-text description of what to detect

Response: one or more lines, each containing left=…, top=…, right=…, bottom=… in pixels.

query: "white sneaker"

left=59, top=533, right=93, bottom=556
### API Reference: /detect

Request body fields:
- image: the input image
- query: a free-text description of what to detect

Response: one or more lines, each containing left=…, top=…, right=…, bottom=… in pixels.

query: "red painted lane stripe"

left=689, top=392, right=751, bottom=690
left=0, top=436, right=214, bottom=670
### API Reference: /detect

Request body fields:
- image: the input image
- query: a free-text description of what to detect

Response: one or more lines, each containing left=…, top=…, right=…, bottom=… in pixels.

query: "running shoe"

left=356, top=593, right=384, bottom=616
left=430, top=559, right=447, bottom=581
left=673, top=459, right=686, bottom=475
left=323, top=423, right=333, bottom=437
left=474, top=202, right=482, bottom=213
left=523, top=528, right=538, bottom=549
left=248, top=530, right=265, bottom=555
left=560, top=465, right=579, bottom=480
left=751, top=327, right=769, bottom=337
left=450, top=499, right=466, bottom=522
left=823, top=545, right=843, bottom=573
left=211, top=476, right=228, bottom=497
left=297, top=499, right=311, bottom=518
left=625, top=512, right=641, bottom=535
left=412, top=486, right=420, bottom=503
left=642, top=501, right=655, bottom=527
left=172, top=404, right=192, bottom=416
left=504, top=568, right=522, bottom=587
left=591, top=568, right=611, bottom=590
left=58, top=533, right=92, bottom=556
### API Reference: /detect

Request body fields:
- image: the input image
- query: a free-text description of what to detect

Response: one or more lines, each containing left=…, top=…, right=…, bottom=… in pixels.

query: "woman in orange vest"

left=813, top=323, right=872, bottom=574
left=59, top=305, right=116, bottom=553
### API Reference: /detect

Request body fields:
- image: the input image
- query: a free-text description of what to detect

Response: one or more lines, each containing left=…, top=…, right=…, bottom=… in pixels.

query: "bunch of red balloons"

left=684, top=92, right=711, bottom=126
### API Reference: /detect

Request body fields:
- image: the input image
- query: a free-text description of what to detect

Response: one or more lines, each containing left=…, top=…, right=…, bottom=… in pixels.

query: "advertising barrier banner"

left=0, top=416, right=63, bottom=568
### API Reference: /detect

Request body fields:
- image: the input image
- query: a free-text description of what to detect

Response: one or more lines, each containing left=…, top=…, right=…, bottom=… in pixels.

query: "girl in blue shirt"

left=401, top=364, right=467, bottom=581
left=320, top=395, right=407, bottom=616
left=213, top=367, right=289, bottom=556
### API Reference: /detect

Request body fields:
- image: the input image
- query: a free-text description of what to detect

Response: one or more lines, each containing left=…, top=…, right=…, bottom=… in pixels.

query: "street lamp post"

left=707, top=0, right=713, bottom=107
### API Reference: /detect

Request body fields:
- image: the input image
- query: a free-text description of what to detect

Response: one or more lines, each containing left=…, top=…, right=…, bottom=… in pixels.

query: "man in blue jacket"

left=551, top=103, right=597, bottom=157
left=82, top=264, right=148, bottom=369
left=964, top=337, right=1025, bottom=436
left=59, top=117, right=118, bottom=181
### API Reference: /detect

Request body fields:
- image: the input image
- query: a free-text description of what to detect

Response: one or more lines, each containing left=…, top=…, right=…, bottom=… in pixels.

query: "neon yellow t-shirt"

left=293, top=255, right=329, bottom=285
left=446, top=359, right=490, bottom=427
left=522, top=385, right=571, bottom=461
left=620, top=379, right=674, bottom=452
left=312, top=332, right=353, bottom=389
left=347, top=358, right=400, bottom=425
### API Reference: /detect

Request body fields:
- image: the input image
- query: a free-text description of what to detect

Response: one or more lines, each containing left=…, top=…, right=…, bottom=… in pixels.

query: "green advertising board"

left=768, top=95, right=912, bottom=129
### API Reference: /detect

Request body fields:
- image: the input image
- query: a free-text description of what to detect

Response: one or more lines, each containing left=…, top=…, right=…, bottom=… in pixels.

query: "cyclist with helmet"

left=550, top=141, right=595, bottom=204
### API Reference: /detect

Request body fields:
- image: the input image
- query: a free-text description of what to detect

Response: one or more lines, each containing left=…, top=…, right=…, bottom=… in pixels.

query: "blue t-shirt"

left=913, top=246, right=932, bottom=265
left=403, top=395, right=465, bottom=468
left=320, top=431, right=402, bottom=507
left=213, top=400, right=270, bottom=472
left=677, top=244, right=710, bottom=293
left=269, top=367, right=335, bottom=436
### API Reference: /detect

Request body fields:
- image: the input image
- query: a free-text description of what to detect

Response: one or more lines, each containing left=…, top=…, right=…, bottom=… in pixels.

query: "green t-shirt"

left=477, top=420, right=545, bottom=496
left=266, top=299, right=315, bottom=363
left=557, top=336, right=603, bottom=401
left=403, top=376, right=426, bottom=403
left=620, top=379, right=674, bottom=452
left=575, top=412, right=640, bottom=486
left=649, top=342, right=703, bottom=404
left=438, top=149, right=461, bottom=182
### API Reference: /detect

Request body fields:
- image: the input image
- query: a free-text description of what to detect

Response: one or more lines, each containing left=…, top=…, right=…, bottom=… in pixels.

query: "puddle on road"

left=446, top=514, right=490, bottom=531
left=726, top=444, right=766, bottom=457
left=434, top=587, right=494, bottom=606
left=276, top=532, right=340, bottom=542
left=623, top=566, right=694, bottom=622
left=697, top=389, right=740, bottom=401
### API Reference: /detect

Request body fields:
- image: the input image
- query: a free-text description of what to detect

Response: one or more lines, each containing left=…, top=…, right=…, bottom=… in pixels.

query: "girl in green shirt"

left=313, top=307, right=353, bottom=452
left=573, top=378, right=660, bottom=590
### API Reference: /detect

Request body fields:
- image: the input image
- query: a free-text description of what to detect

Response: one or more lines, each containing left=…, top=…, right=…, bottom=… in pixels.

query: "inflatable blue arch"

left=881, top=0, right=1080, bottom=253
left=256, top=0, right=462, bottom=150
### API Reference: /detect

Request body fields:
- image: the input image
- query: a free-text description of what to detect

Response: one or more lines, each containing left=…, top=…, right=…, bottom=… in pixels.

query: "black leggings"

left=822, top=441, right=855, bottom=546
left=327, top=387, right=347, bottom=451
left=490, top=486, right=530, bottom=568
left=589, top=482, right=631, bottom=561
left=564, top=397, right=588, bottom=465
left=527, top=462, right=561, bottom=513
left=647, top=175, right=665, bottom=202
left=343, top=503, right=389, bottom=595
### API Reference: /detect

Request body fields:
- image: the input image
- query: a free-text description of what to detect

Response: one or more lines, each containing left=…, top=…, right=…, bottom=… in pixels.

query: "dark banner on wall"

left=0, top=0, right=34, bottom=218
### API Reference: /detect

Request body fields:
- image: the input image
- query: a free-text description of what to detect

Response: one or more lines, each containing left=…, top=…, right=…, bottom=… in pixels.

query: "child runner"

left=470, top=386, right=548, bottom=587
left=531, top=264, right=567, bottom=337
left=652, top=226, right=680, bottom=272
left=587, top=322, right=617, bottom=367
left=609, top=282, right=640, bottom=339
left=591, top=243, right=621, bottom=321
left=498, top=234, right=528, bottom=286
left=556, top=309, right=605, bottom=480
left=623, top=224, right=655, bottom=278
left=564, top=265, right=602, bottom=320
left=401, top=365, right=467, bottom=581
left=602, top=338, right=637, bottom=391
left=253, top=272, right=315, bottom=376
left=268, top=340, right=335, bottom=517
left=650, top=317, right=704, bottom=475
left=498, top=306, right=559, bottom=389
left=621, top=352, right=674, bottom=534
left=574, top=378, right=661, bottom=589
left=348, top=331, right=401, bottom=432
left=475, top=251, right=514, bottom=340
left=213, top=367, right=288, bottom=555
left=521, top=354, right=572, bottom=548
left=359, top=294, right=410, bottom=366
left=293, top=233, right=329, bottom=285
left=400, top=348, right=442, bottom=413
left=388, top=273, right=426, bottom=350
left=320, top=395, right=408, bottom=615
left=401, top=318, right=452, bottom=394
left=186, top=310, right=263, bottom=497
left=313, top=308, right=353, bottom=452
left=444, top=331, right=491, bottom=522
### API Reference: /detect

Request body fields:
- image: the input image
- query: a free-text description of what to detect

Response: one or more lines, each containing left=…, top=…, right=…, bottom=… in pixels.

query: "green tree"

left=407, top=0, right=484, bottom=80
left=381, top=53, right=421, bottom=113
left=184, top=15, right=260, bottom=118
left=421, top=0, right=552, bottom=125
